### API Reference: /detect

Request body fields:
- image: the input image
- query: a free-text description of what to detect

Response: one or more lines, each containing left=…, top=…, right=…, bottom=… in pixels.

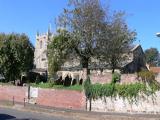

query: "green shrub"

left=35, top=75, right=41, bottom=84
left=84, top=76, right=91, bottom=98
left=138, top=70, right=155, bottom=83
left=112, top=72, right=121, bottom=84
left=84, top=76, right=160, bottom=103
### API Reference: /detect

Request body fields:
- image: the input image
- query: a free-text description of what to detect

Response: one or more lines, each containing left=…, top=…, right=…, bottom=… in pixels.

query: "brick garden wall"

left=37, top=88, right=86, bottom=110
left=0, top=86, right=27, bottom=103
left=1, top=85, right=160, bottom=113
left=90, top=73, right=138, bottom=84
left=0, top=85, right=86, bottom=110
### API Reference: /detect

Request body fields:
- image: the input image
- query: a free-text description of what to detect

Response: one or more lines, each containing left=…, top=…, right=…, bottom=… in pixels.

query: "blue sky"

left=0, top=0, right=160, bottom=51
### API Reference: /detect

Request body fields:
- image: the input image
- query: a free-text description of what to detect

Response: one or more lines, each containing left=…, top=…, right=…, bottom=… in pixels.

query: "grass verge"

left=31, top=83, right=83, bottom=91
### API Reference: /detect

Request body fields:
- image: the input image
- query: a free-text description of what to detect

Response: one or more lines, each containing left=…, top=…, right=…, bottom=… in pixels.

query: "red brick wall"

left=0, top=86, right=27, bottom=103
left=121, top=74, right=138, bottom=84
left=37, top=88, right=86, bottom=110
left=90, top=73, right=112, bottom=84
left=90, top=73, right=138, bottom=84
left=0, top=86, right=86, bottom=110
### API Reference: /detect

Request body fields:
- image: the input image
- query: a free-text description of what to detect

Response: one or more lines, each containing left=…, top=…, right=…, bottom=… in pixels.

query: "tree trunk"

left=86, top=97, right=88, bottom=110
left=112, top=68, right=115, bottom=73
left=81, top=57, right=90, bottom=80
left=111, top=57, right=116, bottom=73
left=89, top=97, right=92, bottom=111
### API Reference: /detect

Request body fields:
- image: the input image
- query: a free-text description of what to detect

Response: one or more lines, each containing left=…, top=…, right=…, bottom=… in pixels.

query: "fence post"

left=24, top=98, right=25, bottom=107
left=12, top=96, right=14, bottom=105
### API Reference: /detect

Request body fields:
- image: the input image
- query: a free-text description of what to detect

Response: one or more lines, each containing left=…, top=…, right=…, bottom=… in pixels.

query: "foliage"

left=0, top=33, right=34, bottom=83
left=49, top=0, right=107, bottom=78
left=98, top=12, right=136, bottom=73
left=49, top=0, right=137, bottom=77
left=31, top=82, right=54, bottom=88
left=35, top=75, right=41, bottom=84
left=0, top=82, right=14, bottom=86
left=138, top=70, right=155, bottom=84
left=111, top=72, right=121, bottom=83
left=84, top=76, right=160, bottom=103
left=48, top=30, right=74, bottom=77
left=115, top=83, right=146, bottom=101
left=84, top=76, right=91, bottom=98
left=31, top=82, right=82, bottom=91
left=145, top=48, right=159, bottom=66
left=149, top=80, right=160, bottom=93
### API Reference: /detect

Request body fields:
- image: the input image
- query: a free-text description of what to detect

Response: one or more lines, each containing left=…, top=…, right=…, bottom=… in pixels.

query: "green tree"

left=145, top=48, right=159, bottom=66
left=98, top=12, right=136, bottom=73
left=49, top=0, right=136, bottom=76
left=0, top=33, right=34, bottom=83
left=48, top=29, right=74, bottom=79
left=48, top=0, right=136, bottom=111
left=51, top=0, right=108, bottom=77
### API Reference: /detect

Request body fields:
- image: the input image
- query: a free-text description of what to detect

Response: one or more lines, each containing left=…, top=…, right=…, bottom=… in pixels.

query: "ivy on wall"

left=84, top=71, right=160, bottom=105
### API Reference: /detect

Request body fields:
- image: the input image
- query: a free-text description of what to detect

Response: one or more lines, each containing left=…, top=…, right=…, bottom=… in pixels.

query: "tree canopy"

left=48, top=0, right=136, bottom=77
left=145, top=48, right=159, bottom=67
left=48, top=29, right=74, bottom=77
left=0, top=33, right=34, bottom=82
left=97, top=12, right=136, bottom=72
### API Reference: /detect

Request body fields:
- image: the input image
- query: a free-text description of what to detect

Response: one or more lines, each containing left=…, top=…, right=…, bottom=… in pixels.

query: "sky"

left=0, top=0, right=160, bottom=51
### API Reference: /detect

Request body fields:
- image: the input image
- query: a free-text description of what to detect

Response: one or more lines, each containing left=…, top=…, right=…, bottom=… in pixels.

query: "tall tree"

left=98, top=12, right=136, bottom=73
left=49, top=0, right=136, bottom=77
left=55, top=0, right=108, bottom=77
left=0, top=33, right=34, bottom=83
left=49, top=0, right=136, bottom=111
left=145, top=48, right=159, bottom=66
left=48, top=29, right=74, bottom=78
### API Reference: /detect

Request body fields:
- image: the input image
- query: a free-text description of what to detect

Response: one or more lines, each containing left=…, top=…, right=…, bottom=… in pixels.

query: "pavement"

left=0, top=100, right=160, bottom=120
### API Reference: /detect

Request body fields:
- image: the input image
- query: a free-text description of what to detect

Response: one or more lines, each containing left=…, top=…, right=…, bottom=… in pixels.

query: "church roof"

left=60, top=44, right=144, bottom=71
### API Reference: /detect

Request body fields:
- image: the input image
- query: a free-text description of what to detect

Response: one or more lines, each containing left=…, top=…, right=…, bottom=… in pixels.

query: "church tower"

left=34, top=26, right=53, bottom=73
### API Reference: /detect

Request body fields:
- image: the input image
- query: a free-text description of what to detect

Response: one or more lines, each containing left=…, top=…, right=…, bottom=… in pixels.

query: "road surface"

left=0, top=107, right=71, bottom=120
left=1, top=106, right=160, bottom=120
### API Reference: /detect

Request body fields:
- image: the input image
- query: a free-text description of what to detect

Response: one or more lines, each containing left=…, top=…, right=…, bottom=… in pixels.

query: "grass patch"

left=31, top=82, right=54, bottom=88
left=0, top=82, right=13, bottom=86
left=31, top=82, right=83, bottom=91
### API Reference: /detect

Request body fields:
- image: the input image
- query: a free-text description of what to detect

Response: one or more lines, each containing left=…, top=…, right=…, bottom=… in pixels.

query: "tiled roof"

left=150, top=67, right=160, bottom=73
left=31, top=68, right=47, bottom=73
left=130, top=44, right=140, bottom=52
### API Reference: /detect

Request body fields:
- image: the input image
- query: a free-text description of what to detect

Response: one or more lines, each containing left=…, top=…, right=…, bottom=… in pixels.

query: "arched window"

left=40, top=41, right=43, bottom=49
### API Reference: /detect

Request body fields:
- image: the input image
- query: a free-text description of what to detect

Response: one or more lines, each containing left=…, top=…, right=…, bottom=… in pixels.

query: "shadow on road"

left=0, top=114, right=40, bottom=120
left=13, top=118, right=38, bottom=120
left=0, top=114, right=16, bottom=120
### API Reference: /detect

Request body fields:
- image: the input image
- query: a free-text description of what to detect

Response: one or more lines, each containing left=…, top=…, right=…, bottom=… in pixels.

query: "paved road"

left=1, top=106, right=160, bottom=120
left=0, top=107, right=71, bottom=120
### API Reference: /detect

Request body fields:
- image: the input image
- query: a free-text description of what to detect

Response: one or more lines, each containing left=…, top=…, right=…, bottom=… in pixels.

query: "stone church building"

left=34, top=32, right=48, bottom=71
left=33, top=29, right=147, bottom=83
left=33, top=28, right=52, bottom=75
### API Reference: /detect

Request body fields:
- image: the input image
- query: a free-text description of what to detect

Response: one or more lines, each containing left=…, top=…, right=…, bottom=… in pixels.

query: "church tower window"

left=40, top=41, right=43, bottom=49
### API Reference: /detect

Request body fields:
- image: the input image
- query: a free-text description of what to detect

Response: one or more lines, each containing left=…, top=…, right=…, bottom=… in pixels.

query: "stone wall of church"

left=34, top=33, right=48, bottom=70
